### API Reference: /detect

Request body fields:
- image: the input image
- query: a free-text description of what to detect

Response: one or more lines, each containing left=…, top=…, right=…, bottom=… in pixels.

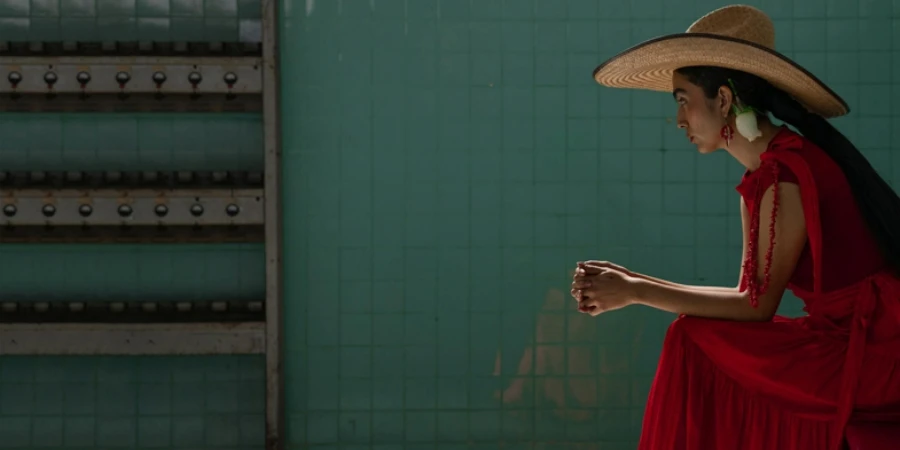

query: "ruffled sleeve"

left=739, top=160, right=799, bottom=307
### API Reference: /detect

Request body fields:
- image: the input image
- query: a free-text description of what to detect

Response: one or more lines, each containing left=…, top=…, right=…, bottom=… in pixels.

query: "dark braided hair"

left=676, top=66, right=900, bottom=276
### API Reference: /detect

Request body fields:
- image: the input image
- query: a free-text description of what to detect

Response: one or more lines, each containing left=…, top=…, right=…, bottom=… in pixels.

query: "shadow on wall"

left=492, top=272, right=647, bottom=424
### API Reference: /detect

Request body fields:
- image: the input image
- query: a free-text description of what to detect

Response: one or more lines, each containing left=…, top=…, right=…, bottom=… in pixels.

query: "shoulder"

left=736, top=128, right=815, bottom=196
left=737, top=162, right=800, bottom=201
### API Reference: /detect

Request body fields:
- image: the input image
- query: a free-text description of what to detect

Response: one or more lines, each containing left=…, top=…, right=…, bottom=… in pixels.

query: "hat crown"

left=686, top=5, right=775, bottom=49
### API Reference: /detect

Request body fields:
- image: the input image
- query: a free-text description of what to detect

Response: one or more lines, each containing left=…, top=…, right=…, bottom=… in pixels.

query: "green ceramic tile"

left=169, top=16, right=203, bottom=39
left=0, top=0, right=28, bottom=16
left=860, top=19, right=892, bottom=50
left=97, top=0, right=135, bottom=16
left=826, top=0, right=856, bottom=17
left=206, top=0, right=236, bottom=17
left=0, top=356, right=263, bottom=449
left=60, top=0, right=95, bottom=17
left=136, top=0, right=169, bottom=16
left=566, top=0, right=597, bottom=18
left=0, top=244, right=264, bottom=302
left=792, top=20, right=827, bottom=51
left=828, top=19, right=860, bottom=51
left=599, top=119, right=632, bottom=148
left=0, top=17, right=28, bottom=40
left=568, top=118, right=598, bottom=149
left=534, top=0, right=565, bottom=18
left=97, top=16, right=136, bottom=39
left=27, top=17, right=58, bottom=39
left=31, top=0, right=59, bottom=17
left=170, top=0, right=201, bottom=16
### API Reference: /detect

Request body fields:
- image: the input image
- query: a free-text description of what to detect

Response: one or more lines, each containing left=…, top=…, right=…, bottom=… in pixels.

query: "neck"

left=725, top=120, right=783, bottom=172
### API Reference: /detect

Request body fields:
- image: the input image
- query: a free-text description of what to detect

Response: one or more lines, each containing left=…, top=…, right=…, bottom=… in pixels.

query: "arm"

left=585, top=199, right=750, bottom=294
left=630, top=182, right=807, bottom=321
left=626, top=272, right=738, bottom=294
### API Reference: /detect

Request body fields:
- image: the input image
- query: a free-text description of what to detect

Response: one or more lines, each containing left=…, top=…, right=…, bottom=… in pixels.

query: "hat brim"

left=593, top=33, right=849, bottom=118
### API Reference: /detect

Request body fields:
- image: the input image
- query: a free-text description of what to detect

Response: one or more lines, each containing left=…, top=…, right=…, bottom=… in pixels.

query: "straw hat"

left=592, top=5, right=849, bottom=118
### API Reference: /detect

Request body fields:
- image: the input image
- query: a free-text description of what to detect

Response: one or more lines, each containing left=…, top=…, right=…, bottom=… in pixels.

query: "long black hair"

left=676, top=66, right=900, bottom=274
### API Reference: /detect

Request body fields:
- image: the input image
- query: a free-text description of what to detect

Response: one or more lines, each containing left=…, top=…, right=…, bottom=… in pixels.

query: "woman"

left=570, top=5, right=900, bottom=450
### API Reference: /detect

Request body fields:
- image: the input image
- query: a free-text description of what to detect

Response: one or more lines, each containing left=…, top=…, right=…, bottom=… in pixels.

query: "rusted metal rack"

left=0, top=1, right=283, bottom=449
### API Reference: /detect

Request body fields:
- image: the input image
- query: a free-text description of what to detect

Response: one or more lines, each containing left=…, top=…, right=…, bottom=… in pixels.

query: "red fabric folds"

left=637, top=128, right=900, bottom=450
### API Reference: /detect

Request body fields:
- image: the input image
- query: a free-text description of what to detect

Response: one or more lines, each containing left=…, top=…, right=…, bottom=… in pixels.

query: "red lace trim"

left=741, top=161, right=780, bottom=308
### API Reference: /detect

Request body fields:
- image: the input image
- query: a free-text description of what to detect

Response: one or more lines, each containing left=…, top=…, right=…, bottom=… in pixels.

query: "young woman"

left=570, top=5, right=900, bottom=450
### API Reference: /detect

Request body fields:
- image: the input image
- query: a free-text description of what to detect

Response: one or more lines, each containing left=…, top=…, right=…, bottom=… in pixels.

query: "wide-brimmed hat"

left=592, top=5, right=849, bottom=118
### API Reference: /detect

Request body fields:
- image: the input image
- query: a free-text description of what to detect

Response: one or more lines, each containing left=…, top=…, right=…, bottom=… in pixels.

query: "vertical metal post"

left=261, top=0, right=284, bottom=449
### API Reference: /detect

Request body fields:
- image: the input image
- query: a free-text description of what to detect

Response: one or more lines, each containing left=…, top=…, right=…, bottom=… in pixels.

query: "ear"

left=716, top=85, right=734, bottom=118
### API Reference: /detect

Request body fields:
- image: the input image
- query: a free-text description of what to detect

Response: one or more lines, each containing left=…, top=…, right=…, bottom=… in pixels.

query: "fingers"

left=577, top=298, right=600, bottom=315
left=570, top=287, right=581, bottom=301
left=571, top=278, right=592, bottom=289
left=582, top=260, right=620, bottom=274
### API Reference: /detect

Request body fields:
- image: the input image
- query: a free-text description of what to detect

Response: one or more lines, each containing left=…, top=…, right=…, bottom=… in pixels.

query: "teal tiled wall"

left=0, top=108, right=266, bottom=445
left=1, top=0, right=898, bottom=448
left=0, top=0, right=262, bottom=42
left=0, top=356, right=265, bottom=449
left=279, top=0, right=895, bottom=448
left=0, top=113, right=263, bottom=172
left=0, top=9, right=267, bottom=442
left=0, top=244, right=264, bottom=303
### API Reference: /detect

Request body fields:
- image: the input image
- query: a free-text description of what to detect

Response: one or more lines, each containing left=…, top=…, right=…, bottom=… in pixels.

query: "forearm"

left=631, top=278, right=772, bottom=322
left=629, top=271, right=738, bottom=294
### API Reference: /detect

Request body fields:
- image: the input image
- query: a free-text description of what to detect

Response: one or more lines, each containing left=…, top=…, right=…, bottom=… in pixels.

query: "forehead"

left=671, top=71, right=696, bottom=93
left=671, top=72, right=712, bottom=102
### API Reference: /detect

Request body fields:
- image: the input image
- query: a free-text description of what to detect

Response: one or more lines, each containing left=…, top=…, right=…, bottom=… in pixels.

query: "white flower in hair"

left=728, top=79, right=762, bottom=142
left=734, top=109, right=762, bottom=142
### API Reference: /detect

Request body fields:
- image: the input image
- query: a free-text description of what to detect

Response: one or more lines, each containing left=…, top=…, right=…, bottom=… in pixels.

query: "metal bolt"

left=115, top=71, right=131, bottom=84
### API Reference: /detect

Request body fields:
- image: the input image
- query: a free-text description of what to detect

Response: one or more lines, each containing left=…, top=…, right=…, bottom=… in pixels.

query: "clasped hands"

left=570, top=261, right=639, bottom=316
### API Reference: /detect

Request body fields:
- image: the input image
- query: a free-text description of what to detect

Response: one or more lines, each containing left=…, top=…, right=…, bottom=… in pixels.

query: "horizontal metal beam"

left=0, top=224, right=264, bottom=243
left=0, top=300, right=265, bottom=323
left=0, top=322, right=265, bottom=355
left=0, top=93, right=262, bottom=113
left=1, top=56, right=262, bottom=95
left=0, top=171, right=264, bottom=189
left=0, top=41, right=262, bottom=57
left=1, top=188, right=263, bottom=226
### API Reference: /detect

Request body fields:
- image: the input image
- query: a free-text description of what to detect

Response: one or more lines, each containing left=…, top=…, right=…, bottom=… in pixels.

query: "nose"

left=676, top=108, right=687, bottom=129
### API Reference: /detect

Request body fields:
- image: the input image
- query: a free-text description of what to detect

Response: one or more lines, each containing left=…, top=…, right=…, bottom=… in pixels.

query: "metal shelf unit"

left=0, top=1, right=283, bottom=449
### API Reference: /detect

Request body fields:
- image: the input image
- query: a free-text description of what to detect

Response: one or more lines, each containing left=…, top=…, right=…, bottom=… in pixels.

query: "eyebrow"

left=672, top=88, right=687, bottom=99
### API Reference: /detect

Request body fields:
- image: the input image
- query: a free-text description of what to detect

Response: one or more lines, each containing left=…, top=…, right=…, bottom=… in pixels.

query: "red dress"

left=637, top=128, right=900, bottom=450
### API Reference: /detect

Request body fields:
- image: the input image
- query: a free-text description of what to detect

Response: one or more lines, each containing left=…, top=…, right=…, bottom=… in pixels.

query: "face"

left=672, top=72, right=733, bottom=154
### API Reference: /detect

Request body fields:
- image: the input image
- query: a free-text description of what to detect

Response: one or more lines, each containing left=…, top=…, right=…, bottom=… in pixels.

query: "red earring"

left=720, top=124, right=734, bottom=146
